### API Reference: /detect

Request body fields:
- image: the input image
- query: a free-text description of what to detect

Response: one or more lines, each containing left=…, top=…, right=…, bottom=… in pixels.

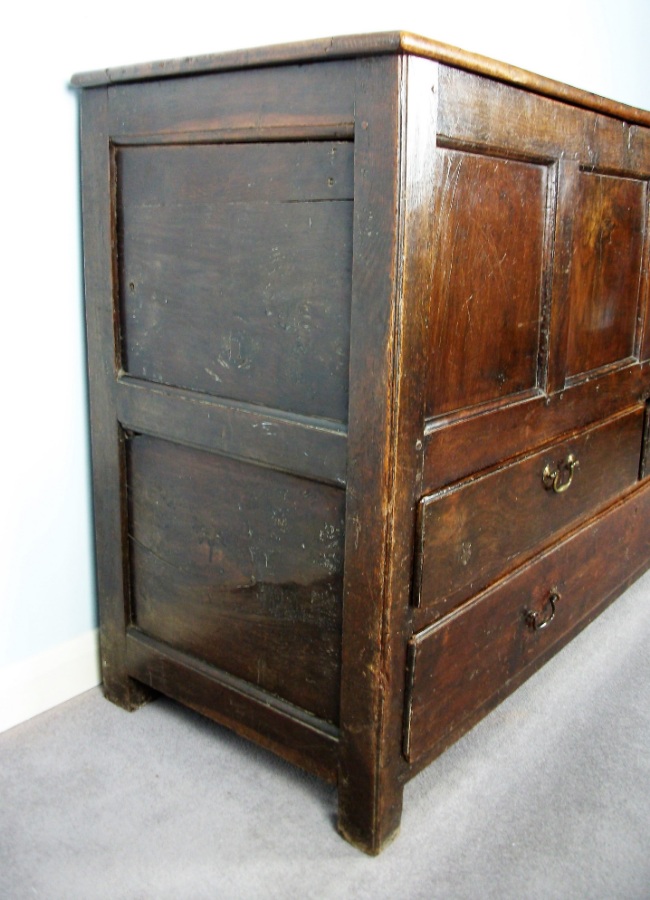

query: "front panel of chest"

left=420, top=66, right=650, bottom=496
left=404, top=63, right=650, bottom=767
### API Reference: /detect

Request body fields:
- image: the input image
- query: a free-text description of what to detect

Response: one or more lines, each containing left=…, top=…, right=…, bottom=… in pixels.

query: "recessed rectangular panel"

left=425, top=149, right=548, bottom=418
left=565, top=172, right=645, bottom=377
left=127, top=436, right=345, bottom=725
left=117, top=142, right=353, bottom=422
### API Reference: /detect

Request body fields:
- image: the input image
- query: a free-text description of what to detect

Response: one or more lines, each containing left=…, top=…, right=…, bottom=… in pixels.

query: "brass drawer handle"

left=542, top=454, right=579, bottom=493
left=525, top=591, right=559, bottom=631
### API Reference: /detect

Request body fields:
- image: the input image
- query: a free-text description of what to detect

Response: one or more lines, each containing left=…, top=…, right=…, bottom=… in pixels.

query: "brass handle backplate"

left=525, top=591, right=559, bottom=631
left=542, top=453, right=579, bottom=493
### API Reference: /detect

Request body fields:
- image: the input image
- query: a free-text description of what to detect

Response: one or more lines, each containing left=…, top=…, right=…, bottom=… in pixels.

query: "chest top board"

left=73, top=31, right=650, bottom=854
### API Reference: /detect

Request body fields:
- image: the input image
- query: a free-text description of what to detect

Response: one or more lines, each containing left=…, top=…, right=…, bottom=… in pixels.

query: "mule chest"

left=73, top=32, right=650, bottom=853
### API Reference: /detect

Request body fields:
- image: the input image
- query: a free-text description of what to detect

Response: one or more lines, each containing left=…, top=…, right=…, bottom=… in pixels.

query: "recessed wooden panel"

left=565, top=172, right=645, bottom=378
left=425, top=149, right=547, bottom=417
left=127, top=436, right=345, bottom=725
left=117, top=142, right=353, bottom=422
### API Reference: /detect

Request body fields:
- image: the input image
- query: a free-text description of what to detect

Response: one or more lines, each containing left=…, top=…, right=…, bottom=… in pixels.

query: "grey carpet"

left=2, top=571, right=650, bottom=900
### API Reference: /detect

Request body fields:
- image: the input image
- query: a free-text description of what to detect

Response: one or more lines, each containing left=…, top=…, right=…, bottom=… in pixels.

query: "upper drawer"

left=414, top=407, right=644, bottom=620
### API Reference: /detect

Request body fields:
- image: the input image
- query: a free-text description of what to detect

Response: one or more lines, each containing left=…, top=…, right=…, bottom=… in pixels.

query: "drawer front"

left=415, top=407, right=644, bottom=619
left=404, top=480, right=650, bottom=764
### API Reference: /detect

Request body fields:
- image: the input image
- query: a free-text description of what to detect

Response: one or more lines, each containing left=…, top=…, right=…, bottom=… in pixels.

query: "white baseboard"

left=0, top=629, right=101, bottom=734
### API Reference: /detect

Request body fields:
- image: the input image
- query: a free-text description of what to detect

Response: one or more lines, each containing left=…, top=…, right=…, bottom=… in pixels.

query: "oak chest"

left=73, top=32, right=650, bottom=853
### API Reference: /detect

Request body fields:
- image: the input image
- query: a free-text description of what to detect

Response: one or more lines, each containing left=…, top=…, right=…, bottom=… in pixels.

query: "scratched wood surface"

left=422, top=68, right=650, bottom=494
left=415, top=408, right=644, bottom=625
left=76, top=36, right=650, bottom=856
left=564, top=171, right=645, bottom=378
left=71, top=32, right=650, bottom=132
left=405, top=480, right=650, bottom=764
left=425, top=148, right=548, bottom=417
left=106, top=60, right=357, bottom=137
left=336, top=55, right=407, bottom=853
left=127, top=435, right=346, bottom=724
left=117, top=142, right=353, bottom=422
left=437, top=65, right=650, bottom=172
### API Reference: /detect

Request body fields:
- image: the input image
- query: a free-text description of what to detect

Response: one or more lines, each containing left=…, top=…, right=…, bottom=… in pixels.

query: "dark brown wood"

left=436, top=65, right=650, bottom=172
left=405, top=480, right=650, bottom=764
left=641, top=183, right=650, bottom=362
left=126, top=628, right=340, bottom=783
left=337, top=54, right=439, bottom=854
left=111, top=123, right=357, bottom=146
left=545, top=159, right=577, bottom=395
left=75, top=35, right=650, bottom=856
left=117, top=141, right=353, bottom=422
left=71, top=34, right=400, bottom=88
left=425, top=148, right=548, bottom=417
left=423, top=361, right=650, bottom=493
left=79, top=88, right=152, bottom=712
left=405, top=546, right=650, bottom=783
left=564, top=171, right=645, bottom=378
left=415, top=407, right=645, bottom=623
left=376, top=49, right=440, bottom=796
left=117, top=141, right=354, bottom=205
left=107, top=62, right=356, bottom=138
left=72, top=31, right=650, bottom=130
left=336, top=54, right=406, bottom=854
left=641, top=402, right=650, bottom=480
left=127, top=435, right=345, bottom=724
left=115, top=377, right=348, bottom=487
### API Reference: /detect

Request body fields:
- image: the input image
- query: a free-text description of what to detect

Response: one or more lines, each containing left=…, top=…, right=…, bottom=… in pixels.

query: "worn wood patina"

left=74, top=32, right=650, bottom=854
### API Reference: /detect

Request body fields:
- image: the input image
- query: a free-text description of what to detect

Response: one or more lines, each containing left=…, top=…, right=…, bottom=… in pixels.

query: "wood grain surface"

left=117, top=141, right=353, bottom=422
left=127, top=436, right=345, bottom=724
left=425, top=148, right=547, bottom=416
left=75, top=36, right=650, bottom=855
left=405, top=480, right=650, bottom=763
left=416, top=407, right=645, bottom=622
left=565, top=171, right=645, bottom=378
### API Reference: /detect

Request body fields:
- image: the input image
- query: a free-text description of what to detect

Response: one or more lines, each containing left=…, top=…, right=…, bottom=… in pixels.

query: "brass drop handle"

left=542, top=453, right=579, bottom=493
left=525, top=591, right=559, bottom=631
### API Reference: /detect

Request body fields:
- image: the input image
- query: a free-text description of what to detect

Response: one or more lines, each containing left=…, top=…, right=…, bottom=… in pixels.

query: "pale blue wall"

left=1, top=0, right=648, bottom=669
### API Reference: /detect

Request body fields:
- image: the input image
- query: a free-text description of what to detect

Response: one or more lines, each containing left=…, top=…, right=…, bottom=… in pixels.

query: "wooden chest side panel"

left=108, top=60, right=357, bottom=137
left=405, top=480, right=650, bottom=764
left=125, top=628, right=340, bottom=783
left=117, top=141, right=353, bottom=422
left=126, top=435, right=345, bottom=725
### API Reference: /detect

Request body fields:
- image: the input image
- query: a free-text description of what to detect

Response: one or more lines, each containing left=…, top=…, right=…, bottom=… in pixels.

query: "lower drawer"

left=403, top=480, right=650, bottom=764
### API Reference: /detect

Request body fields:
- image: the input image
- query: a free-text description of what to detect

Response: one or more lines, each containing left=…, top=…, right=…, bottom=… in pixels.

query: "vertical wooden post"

left=79, top=88, right=152, bottom=711
left=338, top=54, right=438, bottom=853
